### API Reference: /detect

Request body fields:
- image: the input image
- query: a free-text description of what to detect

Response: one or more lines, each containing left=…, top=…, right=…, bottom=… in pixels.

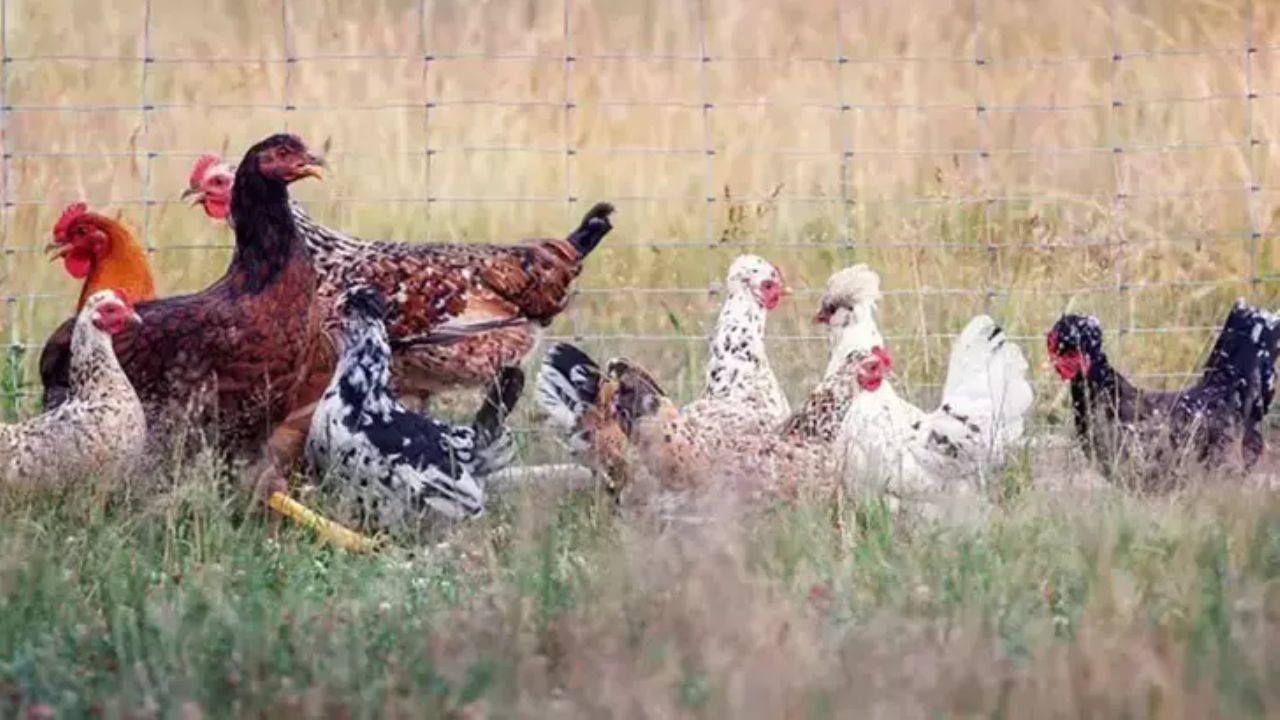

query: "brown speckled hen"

left=186, top=155, right=613, bottom=405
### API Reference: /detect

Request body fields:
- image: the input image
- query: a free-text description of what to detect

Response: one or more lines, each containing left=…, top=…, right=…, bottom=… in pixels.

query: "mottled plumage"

left=188, top=157, right=612, bottom=404
left=682, top=255, right=790, bottom=434
left=307, top=287, right=524, bottom=534
left=1048, top=301, right=1279, bottom=488
left=535, top=255, right=789, bottom=499
left=3, top=290, right=145, bottom=483
left=537, top=343, right=880, bottom=511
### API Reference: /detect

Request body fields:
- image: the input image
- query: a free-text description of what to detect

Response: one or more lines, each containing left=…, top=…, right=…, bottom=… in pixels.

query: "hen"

left=39, top=134, right=325, bottom=466
left=536, top=254, right=790, bottom=496
left=185, top=155, right=613, bottom=404
left=1047, top=302, right=1278, bottom=488
left=3, top=290, right=145, bottom=484
left=537, top=341, right=881, bottom=511
left=307, top=286, right=524, bottom=536
left=821, top=265, right=1034, bottom=502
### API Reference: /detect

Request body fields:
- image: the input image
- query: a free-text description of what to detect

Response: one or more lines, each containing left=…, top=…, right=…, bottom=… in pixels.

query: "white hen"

left=819, top=266, right=1034, bottom=500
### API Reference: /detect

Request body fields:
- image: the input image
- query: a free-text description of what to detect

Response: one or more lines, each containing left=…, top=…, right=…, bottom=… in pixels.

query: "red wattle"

left=63, top=251, right=92, bottom=279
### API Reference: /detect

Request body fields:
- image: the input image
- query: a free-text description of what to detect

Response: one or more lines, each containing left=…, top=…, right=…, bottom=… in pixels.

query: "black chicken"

left=1047, top=301, right=1279, bottom=488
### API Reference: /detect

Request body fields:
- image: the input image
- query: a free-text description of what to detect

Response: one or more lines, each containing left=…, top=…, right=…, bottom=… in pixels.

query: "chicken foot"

left=250, top=400, right=379, bottom=553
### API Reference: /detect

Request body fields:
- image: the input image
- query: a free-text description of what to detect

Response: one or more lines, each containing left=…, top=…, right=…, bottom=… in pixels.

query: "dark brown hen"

left=39, top=134, right=326, bottom=462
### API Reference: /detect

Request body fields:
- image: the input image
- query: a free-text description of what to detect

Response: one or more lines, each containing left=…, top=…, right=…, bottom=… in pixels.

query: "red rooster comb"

left=189, top=154, right=223, bottom=188
left=53, top=202, right=89, bottom=243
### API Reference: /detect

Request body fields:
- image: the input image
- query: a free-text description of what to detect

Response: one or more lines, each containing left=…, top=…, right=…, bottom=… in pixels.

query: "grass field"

left=2, top=0, right=1280, bottom=716
left=2, top=458, right=1279, bottom=718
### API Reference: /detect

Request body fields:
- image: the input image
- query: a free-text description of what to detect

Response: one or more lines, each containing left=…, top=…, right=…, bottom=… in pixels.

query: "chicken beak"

left=44, top=242, right=69, bottom=260
left=181, top=186, right=204, bottom=205
left=299, top=153, right=327, bottom=181
left=128, top=310, right=143, bottom=326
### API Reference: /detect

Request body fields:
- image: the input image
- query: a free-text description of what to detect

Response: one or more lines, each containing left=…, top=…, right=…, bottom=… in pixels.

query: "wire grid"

left=0, top=0, right=1276, bottom=414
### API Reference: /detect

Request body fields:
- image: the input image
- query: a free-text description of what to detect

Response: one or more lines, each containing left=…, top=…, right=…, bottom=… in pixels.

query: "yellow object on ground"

left=267, top=491, right=379, bottom=553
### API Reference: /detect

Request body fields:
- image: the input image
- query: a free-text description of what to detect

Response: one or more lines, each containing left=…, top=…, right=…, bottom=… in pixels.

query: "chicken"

left=535, top=254, right=790, bottom=497
left=685, top=254, right=791, bottom=430
left=587, top=343, right=882, bottom=509
left=185, top=155, right=613, bottom=405
left=3, top=290, right=145, bottom=484
left=307, top=286, right=524, bottom=536
left=820, top=265, right=1034, bottom=502
left=45, top=202, right=157, bottom=312
left=39, top=134, right=326, bottom=466
left=1047, top=302, right=1278, bottom=488
left=39, top=204, right=159, bottom=409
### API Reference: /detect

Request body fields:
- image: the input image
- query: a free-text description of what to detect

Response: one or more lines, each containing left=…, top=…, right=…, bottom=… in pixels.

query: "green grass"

left=2, top=456, right=1278, bottom=718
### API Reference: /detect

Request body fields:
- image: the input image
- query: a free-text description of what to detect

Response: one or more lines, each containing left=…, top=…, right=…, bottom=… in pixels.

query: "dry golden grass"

left=0, top=0, right=1277, bottom=418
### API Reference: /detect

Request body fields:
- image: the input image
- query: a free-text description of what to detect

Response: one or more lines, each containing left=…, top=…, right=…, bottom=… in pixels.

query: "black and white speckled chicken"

left=3, top=289, right=146, bottom=484
left=306, top=286, right=525, bottom=535
left=1047, top=301, right=1279, bottom=488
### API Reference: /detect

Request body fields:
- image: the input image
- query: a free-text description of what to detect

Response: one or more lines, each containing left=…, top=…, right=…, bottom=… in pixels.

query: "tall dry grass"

left=0, top=0, right=1277, bottom=419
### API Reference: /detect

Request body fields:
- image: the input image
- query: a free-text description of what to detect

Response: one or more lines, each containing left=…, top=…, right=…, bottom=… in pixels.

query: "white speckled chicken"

left=306, top=286, right=524, bottom=535
left=2, top=289, right=145, bottom=483
left=685, top=254, right=791, bottom=431
left=819, top=265, right=1034, bottom=501
left=186, top=155, right=612, bottom=406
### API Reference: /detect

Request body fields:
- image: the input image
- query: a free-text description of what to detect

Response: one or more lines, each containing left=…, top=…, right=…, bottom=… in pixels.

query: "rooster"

left=40, top=133, right=326, bottom=471
left=818, top=265, right=1034, bottom=501
left=39, top=205, right=159, bottom=409
left=184, top=155, right=613, bottom=405
left=3, top=290, right=145, bottom=484
left=536, top=254, right=790, bottom=496
left=1047, top=302, right=1279, bottom=488
left=307, top=286, right=524, bottom=535
left=44, top=203, right=157, bottom=313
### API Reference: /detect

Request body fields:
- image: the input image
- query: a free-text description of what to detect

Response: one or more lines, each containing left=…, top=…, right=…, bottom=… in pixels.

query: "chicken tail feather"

left=1201, top=300, right=1280, bottom=461
left=535, top=343, right=603, bottom=444
left=565, top=202, right=615, bottom=258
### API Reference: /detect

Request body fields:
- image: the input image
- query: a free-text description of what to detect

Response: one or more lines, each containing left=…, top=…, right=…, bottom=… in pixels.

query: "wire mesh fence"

left=0, top=0, right=1277, bottom=424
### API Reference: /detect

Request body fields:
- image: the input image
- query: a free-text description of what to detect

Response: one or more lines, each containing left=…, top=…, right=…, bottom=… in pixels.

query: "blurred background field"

left=0, top=0, right=1277, bottom=423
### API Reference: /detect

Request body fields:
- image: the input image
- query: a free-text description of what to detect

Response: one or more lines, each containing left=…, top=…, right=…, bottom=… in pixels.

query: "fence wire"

left=0, top=0, right=1277, bottom=419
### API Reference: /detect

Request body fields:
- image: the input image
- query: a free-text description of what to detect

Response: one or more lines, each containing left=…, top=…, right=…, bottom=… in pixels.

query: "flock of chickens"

left=2, top=132, right=1278, bottom=550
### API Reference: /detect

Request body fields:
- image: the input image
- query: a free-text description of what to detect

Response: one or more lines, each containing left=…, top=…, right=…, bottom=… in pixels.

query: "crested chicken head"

left=47, top=202, right=110, bottom=280
left=243, top=133, right=326, bottom=186
left=726, top=254, right=788, bottom=311
left=1047, top=314, right=1103, bottom=381
left=84, top=288, right=142, bottom=336
left=183, top=154, right=235, bottom=220
left=815, top=263, right=881, bottom=326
